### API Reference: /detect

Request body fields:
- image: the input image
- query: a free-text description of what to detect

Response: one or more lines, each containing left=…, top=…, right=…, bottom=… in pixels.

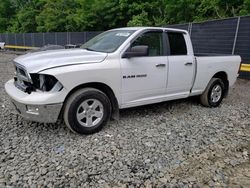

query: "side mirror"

left=122, top=45, right=149, bottom=58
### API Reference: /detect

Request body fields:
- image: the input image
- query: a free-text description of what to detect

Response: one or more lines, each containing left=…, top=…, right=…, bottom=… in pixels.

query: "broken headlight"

left=30, top=74, right=63, bottom=92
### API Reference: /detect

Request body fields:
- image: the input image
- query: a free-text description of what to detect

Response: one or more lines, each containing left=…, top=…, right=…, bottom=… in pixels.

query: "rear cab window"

left=167, top=32, right=187, bottom=55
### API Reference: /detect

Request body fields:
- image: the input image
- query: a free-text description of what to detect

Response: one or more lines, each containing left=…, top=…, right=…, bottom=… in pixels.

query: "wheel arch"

left=212, top=71, right=229, bottom=97
left=63, top=82, right=119, bottom=120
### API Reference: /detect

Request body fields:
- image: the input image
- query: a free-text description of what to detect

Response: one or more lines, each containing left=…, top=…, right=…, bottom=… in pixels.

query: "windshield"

left=81, top=30, right=135, bottom=53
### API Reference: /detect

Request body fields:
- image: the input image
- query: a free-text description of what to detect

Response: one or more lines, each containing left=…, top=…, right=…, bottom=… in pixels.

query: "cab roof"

left=111, top=27, right=188, bottom=34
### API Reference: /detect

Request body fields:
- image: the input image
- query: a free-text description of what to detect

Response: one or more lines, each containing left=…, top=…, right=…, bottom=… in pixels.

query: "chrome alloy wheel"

left=210, top=84, right=222, bottom=103
left=76, top=99, right=104, bottom=127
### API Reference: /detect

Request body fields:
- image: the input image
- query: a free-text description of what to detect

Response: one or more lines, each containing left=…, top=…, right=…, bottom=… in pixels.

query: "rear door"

left=166, top=32, right=195, bottom=95
left=120, top=30, right=168, bottom=106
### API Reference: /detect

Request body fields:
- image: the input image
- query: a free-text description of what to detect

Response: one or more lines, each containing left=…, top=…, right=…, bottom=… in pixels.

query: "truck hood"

left=14, top=49, right=108, bottom=73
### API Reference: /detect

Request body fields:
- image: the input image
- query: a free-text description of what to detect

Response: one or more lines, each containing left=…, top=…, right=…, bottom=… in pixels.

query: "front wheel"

left=200, top=78, right=225, bottom=107
left=63, top=88, right=111, bottom=134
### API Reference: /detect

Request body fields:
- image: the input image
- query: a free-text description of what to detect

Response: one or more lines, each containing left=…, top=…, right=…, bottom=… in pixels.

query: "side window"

left=131, top=31, right=163, bottom=56
left=168, top=32, right=187, bottom=55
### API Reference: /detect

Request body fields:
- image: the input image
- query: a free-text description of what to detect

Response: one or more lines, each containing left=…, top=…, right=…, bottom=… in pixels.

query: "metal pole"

left=43, top=33, right=45, bottom=46
left=6, top=33, right=9, bottom=45
left=55, top=33, right=57, bottom=45
left=232, top=17, right=241, bottom=55
left=69, top=32, right=71, bottom=44
left=189, top=23, right=193, bottom=37
left=23, top=33, right=25, bottom=46
left=31, top=33, right=34, bottom=47
left=14, top=33, right=17, bottom=46
left=67, top=32, right=69, bottom=45
left=84, top=32, right=87, bottom=43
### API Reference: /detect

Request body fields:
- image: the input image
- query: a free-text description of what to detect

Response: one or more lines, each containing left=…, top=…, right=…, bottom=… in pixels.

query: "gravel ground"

left=0, top=51, right=249, bottom=187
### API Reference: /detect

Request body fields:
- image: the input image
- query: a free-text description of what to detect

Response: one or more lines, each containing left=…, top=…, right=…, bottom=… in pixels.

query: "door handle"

left=156, top=64, right=166, bottom=67
left=185, top=62, right=193, bottom=66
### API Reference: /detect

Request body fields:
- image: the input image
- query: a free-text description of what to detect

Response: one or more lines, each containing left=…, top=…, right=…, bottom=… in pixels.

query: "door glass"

left=168, top=32, right=187, bottom=55
left=131, top=31, right=163, bottom=56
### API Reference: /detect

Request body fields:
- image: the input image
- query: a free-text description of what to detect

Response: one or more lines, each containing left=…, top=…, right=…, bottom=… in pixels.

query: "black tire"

left=63, top=88, right=111, bottom=134
left=200, top=78, right=225, bottom=107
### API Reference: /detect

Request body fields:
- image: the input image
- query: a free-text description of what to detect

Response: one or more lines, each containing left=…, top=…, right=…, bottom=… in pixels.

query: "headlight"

left=30, top=74, right=63, bottom=92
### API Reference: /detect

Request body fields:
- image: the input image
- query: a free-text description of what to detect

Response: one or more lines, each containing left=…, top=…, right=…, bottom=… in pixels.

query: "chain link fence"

left=0, top=16, right=249, bottom=78
left=168, top=16, right=250, bottom=79
left=0, top=31, right=101, bottom=48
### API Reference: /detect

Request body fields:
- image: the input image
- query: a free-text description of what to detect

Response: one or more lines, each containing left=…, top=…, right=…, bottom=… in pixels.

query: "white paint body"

left=5, top=27, right=241, bottom=114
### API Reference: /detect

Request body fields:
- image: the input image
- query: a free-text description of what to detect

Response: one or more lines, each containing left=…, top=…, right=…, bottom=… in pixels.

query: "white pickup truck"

left=5, top=27, right=241, bottom=134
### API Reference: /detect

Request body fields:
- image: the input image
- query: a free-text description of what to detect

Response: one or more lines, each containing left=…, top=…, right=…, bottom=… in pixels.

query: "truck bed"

left=190, top=54, right=241, bottom=96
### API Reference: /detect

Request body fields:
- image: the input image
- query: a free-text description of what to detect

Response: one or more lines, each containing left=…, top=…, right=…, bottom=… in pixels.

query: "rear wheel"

left=200, top=78, right=225, bottom=107
left=63, top=88, right=111, bottom=134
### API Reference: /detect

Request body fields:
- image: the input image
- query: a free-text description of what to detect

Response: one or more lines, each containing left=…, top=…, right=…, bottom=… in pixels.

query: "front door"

left=120, top=30, right=168, bottom=107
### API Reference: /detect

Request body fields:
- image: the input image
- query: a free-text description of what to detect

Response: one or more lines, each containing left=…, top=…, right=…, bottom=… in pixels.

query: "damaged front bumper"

left=5, top=79, right=66, bottom=123
left=11, top=99, right=62, bottom=123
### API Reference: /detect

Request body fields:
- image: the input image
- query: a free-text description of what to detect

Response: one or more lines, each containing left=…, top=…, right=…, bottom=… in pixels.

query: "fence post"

left=66, top=32, right=69, bottom=45
left=69, top=32, right=71, bottom=44
left=23, top=33, right=25, bottom=46
left=31, top=33, right=34, bottom=47
left=232, top=17, right=241, bottom=55
left=6, top=33, right=9, bottom=45
left=43, top=33, right=45, bottom=46
left=55, top=33, right=57, bottom=45
left=14, top=33, right=17, bottom=46
left=188, top=22, right=193, bottom=37
left=84, top=32, right=87, bottom=43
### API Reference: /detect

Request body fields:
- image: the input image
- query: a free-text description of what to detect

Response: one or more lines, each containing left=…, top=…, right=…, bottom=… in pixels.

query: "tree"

left=127, top=11, right=152, bottom=26
left=7, top=0, right=43, bottom=32
left=0, top=0, right=250, bottom=33
left=36, top=0, right=78, bottom=32
left=195, top=0, right=246, bottom=21
left=240, top=0, right=250, bottom=15
left=0, top=0, right=15, bottom=33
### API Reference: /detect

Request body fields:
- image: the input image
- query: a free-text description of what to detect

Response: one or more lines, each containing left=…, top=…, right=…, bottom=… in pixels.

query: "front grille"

left=15, top=64, right=30, bottom=82
left=13, top=62, right=33, bottom=93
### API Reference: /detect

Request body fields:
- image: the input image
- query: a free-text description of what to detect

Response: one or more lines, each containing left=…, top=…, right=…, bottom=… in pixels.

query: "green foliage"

left=0, top=0, right=249, bottom=33
left=240, top=0, right=250, bottom=15
left=36, top=0, right=78, bottom=32
left=0, top=0, right=15, bottom=33
left=194, top=0, right=247, bottom=21
left=127, top=11, right=152, bottom=26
